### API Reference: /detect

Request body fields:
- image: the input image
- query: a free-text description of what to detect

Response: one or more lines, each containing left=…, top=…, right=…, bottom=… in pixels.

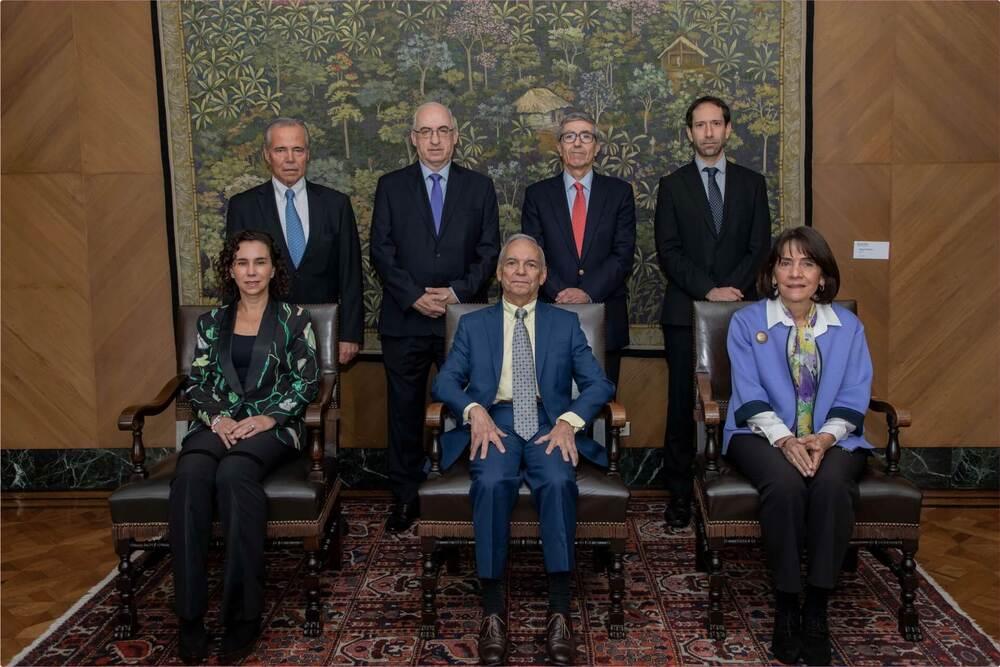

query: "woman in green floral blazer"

left=170, top=230, right=319, bottom=663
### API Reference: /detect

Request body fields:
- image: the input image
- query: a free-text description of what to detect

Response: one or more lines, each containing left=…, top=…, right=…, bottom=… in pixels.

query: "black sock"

left=775, top=590, right=799, bottom=614
left=803, top=585, right=831, bottom=617
left=548, top=572, right=572, bottom=615
left=481, top=578, right=505, bottom=616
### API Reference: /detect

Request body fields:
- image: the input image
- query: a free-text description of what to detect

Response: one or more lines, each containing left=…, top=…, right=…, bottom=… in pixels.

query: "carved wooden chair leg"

left=420, top=537, right=441, bottom=639
left=607, top=539, right=626, bottom=639
left=707, top=548, right=726, bottom=640
left=841, top=545, right=859, bottom=573
left=693, top=513, right=709, bottom=573
left=113, top=539, right=137, bottom=640
left=898, top=547, right=922, bottom=641
left=303, top=545, right=323, bottom=637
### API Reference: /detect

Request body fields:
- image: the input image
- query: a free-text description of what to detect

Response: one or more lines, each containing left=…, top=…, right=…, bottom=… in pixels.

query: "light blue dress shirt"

left=420, top=161, right=451, bottom=201
left=562, top=170, right=593, bottom=214
left=694, top=152, right=727, bottom=202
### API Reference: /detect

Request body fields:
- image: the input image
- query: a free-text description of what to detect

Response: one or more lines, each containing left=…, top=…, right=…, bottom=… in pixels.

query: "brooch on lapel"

left=755, top=331, right=768, bottom=344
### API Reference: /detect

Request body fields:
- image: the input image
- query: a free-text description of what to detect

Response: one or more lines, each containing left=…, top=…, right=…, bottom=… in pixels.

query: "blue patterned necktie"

left=512, top=307, right=539, bottom=440
left=704, top=166, right=723, bottom=234
left=285, top=188, right=306, bottom=268
left=429, top=173, right=444, bottom=234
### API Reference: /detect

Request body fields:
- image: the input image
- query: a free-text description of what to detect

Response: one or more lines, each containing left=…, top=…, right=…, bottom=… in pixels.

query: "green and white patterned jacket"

left=185, top=300, right=320, bottom=450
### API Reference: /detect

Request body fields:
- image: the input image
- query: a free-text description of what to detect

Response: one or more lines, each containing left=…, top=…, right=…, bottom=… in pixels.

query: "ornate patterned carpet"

left=12, top=499, right=1000, bottom=665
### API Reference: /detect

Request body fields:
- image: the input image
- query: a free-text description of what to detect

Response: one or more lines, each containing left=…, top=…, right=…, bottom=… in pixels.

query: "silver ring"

left=249, top=424, right=255, bottom=431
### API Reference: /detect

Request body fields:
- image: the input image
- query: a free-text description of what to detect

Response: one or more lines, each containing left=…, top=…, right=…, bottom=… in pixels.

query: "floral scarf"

left=784, top=303, right=820, bottom=437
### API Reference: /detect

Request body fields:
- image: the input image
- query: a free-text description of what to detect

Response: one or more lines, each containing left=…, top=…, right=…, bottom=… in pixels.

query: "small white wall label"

left=853, top=241, right=890, bottom=260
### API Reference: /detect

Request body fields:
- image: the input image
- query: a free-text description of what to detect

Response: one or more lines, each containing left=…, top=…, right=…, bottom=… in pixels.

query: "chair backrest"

left=444, top=302, right=606, bottom=371
left=174, top=303, right=339, bottom=420
left=693, top=299, right=857, bottom=409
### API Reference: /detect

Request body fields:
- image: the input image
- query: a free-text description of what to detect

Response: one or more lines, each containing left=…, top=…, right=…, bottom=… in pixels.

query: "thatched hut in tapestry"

left=514, top=88, right=572, bottom=130
left=658, top=36, right=708, bottom=85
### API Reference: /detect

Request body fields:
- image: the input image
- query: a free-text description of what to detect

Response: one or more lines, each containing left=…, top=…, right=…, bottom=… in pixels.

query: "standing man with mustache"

left=653, top=96, right=771, bottom=529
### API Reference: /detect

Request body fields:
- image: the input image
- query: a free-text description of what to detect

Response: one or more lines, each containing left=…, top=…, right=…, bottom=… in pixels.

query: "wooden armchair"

left=417, top=303, right=630, bottom=639
left=691, top=300, right=923, bottom=642
left=108, top=304, right=344, bottom=639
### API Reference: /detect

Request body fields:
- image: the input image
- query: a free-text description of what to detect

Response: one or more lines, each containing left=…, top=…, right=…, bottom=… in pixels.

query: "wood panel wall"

left=2, top=1, right=996, bottom=453
left=1, top=2, right=175, bottom=450
left=812, top=1, right=1000, bottom=447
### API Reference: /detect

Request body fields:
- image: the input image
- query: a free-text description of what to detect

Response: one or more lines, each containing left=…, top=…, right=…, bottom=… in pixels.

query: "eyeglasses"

left=412, top=126, right=455, bottom=139
left=559, top=131, right=596, bottom=144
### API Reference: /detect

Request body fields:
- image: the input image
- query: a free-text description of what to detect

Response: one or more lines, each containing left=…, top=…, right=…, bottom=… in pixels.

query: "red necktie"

left=571, top=182, right=586, bottom=257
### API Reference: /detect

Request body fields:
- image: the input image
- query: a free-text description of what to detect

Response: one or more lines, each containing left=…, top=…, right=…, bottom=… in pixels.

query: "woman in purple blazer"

left=723, top=227, right=873, bottom=666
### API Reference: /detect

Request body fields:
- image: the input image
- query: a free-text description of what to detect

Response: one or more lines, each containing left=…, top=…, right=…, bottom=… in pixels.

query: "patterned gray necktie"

left=512, top=307, right=539, bottom=440
left=704, top=166, right=723, bottom=234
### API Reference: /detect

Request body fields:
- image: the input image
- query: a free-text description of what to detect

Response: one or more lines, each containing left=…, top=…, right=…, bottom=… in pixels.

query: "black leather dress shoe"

left=770, top=606, right=802, bottom=665
left=387, top=499, right=420, bottom=533
left=545, top=612, right=575, bottom=665
left=800, top=609, right=832, bottom=665
left=218, top=617, right=261, bottom=663
left=665, top=495, right=692, bottom=530
left=477, top=613, right=508, bottom=665
left=177, top=617, right=209, bottom=664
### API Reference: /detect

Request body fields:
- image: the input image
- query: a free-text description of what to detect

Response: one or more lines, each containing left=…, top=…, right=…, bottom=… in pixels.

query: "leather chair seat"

left=109, top=454, right=337, bottom=524
left=420, top=458, right=628, bottom=524
left=698, top=457, right=922, bottom=526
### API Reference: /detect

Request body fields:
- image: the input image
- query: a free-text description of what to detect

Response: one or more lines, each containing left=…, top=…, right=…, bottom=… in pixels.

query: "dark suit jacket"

left=654, top=160, right=771, bottom=327
left=521, top=172, right=636, bottom=350
left=431, top=302, right=615, bottom=470
left=225, top=180, right=364, bottom=343
left=370, top=162, right=500, bottom=338
left=184, top=300, right=320, bottom=450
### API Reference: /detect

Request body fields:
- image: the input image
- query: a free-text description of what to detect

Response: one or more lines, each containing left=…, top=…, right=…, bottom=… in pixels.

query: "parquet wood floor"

left=1, top=491, right=997, bottom=664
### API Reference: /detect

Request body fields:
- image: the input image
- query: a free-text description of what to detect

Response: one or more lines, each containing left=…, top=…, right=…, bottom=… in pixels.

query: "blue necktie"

left=704, top=166, right=723, bottom=234
left=285, top=189, right=306, bottom=268
left=429, top=173, right=444, bottom=234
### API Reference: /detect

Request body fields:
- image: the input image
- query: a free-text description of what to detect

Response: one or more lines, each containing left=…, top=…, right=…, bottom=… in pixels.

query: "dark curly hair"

left=215, top=230, right=291, bottom=302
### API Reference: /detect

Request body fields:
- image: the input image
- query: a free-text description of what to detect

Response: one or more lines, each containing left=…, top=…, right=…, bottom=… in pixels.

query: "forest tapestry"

left=158, top=0, right=808, bottom=348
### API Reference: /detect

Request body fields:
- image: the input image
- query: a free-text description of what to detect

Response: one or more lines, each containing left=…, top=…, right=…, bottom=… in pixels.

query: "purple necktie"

left=429, top=173, right=443, bottom=234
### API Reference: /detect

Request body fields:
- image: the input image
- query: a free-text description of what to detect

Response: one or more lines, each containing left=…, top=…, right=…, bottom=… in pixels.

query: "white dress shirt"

left=271, top=177, right=310, bottom=244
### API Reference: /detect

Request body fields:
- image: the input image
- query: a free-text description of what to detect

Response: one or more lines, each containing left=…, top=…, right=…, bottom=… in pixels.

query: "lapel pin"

left=755, top=331, right=768, bottom=344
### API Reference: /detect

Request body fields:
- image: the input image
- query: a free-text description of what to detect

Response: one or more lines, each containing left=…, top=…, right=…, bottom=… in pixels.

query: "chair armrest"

left=116, top=374, right=186, bottom=481
left=305, top=375, right=337, bottom=483
left=305, top=375, right=337, bottom=429
left=697, top=373, right=720, bottom=425
left=869, top=396, right=911, bottom=475
left=117, top=374, right=186, bottom=431
left=869, top=397, right=911, bottom=428
left=425, top=402, right=445, bottom=431
left=603, top=400, right=626, bottom=428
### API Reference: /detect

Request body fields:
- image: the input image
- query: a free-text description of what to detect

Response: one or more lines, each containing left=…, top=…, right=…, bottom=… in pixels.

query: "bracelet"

left=210, top=414, right=223, bottom=431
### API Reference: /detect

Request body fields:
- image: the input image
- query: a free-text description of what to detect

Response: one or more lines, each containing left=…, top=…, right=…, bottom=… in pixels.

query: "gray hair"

left=499, top=233, right=546, bottom=270
left=263, top=117, right=311, bottom=150
left=411, top=102, right=457, bottom=130
left=557, top=110, right=601, bottom=142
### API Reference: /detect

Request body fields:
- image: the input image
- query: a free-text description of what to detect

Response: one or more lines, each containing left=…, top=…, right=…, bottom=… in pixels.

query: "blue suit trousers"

left=469, top=403, right=578, bottom=579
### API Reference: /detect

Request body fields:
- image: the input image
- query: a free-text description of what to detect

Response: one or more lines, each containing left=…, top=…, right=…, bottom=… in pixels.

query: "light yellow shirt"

left=463, top=298, right=584, bottom=431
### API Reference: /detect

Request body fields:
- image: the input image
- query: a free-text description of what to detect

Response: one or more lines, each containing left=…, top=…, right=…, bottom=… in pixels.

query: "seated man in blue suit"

left=432, top=233, right=614, bottom=666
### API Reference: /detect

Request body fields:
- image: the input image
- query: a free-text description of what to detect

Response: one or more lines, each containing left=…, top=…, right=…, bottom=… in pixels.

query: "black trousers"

left=725, top=434, right=868, bottom=593
left=381, top=334, right=446, bottom=504
left=169, top=429, right=295, bottom=624
left=662, top=324, right=696, bottom=499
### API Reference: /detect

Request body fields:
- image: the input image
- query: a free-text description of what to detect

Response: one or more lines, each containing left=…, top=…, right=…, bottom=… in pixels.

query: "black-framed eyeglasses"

left=559, top=131, right=596, bottom=144
left=412, top=126, right=455, bottom=138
